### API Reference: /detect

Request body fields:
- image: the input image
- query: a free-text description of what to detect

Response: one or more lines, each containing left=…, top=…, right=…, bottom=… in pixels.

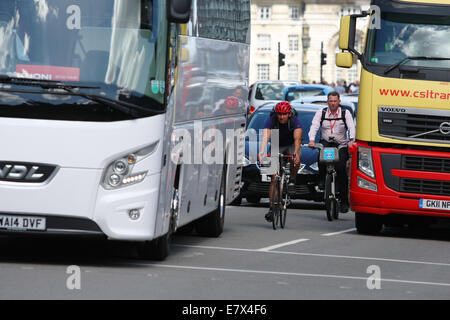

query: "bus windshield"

left=0, top=0, right=167, bottom=109
left=367, top=13, right=450, bottom=69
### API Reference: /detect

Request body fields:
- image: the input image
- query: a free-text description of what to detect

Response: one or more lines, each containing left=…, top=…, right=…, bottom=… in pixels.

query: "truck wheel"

left=195, top=165, right=226, bottom=237
left=355, top=212, right=383, bottom=235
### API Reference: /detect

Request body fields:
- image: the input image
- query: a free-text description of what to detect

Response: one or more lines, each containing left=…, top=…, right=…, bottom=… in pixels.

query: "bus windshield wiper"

left=0, top=74, right=159, bottom=117
left=384, top=56, right=450, bottom=74
left=0, top=74, right=99, bottom=90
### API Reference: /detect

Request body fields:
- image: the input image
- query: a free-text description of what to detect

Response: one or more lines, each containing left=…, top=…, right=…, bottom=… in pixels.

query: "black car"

left=235, top=103, right=324, bottom=205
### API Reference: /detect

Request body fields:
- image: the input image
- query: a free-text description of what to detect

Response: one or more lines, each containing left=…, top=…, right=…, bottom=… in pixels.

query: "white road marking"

left=173, top=244, right=450, bottom=267
left=321, top=228, right=357, bottom=237
left=257, top=239, right=310, bottom=252
left=137, top=263, right=450, bottom=287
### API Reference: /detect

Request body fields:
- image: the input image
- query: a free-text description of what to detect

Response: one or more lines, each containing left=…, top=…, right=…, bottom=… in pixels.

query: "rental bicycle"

left=260, top=154, right=294, bottom=229
left=313, top=143, right=347, bottom=221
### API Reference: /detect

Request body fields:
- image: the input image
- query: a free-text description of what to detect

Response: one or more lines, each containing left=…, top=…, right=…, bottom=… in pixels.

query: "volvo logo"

left=0, top=162, right=57, bottom=183
left=439, top=122, right=450, bottom=135
left=380, top=107, right=407, bottom=113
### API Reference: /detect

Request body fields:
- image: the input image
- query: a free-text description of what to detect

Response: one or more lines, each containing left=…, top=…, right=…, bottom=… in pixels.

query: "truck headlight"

left=102, top=142, right=158, bottom=190
left=358, top=147, right=375, bottom=179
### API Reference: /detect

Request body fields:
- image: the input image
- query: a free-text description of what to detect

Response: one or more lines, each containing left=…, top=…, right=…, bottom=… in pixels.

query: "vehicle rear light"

left=249, top=106, right=255, bottom=114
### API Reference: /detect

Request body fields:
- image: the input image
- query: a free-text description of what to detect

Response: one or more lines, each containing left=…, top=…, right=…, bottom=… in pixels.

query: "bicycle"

left=313, top=143, right=348, bottom=221
left=260, top=154, right=294, bottom=229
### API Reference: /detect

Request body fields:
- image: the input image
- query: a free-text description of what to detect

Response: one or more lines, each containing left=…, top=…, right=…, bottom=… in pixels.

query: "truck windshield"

left=367, top=13, right=450, bottom=69
left=0, top=0, right=167, bottom=111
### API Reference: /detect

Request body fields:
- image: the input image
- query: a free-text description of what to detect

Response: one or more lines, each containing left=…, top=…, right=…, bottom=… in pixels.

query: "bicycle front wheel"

left=271, top=178, right=281, bottom=230
left=280, top=182, right=288, bottom=228
left=325, top=174, right=333, bottom=221
left=326, top=198, right=338, bottom=221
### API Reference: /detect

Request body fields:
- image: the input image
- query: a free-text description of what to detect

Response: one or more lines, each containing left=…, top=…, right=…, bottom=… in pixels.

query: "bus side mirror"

left=336, top=52, right=354, bottom=68
left=168, top=0, right=192, bottom=23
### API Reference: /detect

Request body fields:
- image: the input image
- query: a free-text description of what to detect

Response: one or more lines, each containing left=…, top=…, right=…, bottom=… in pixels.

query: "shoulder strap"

left=320, top=108, right=327, bottom=127
left=341, top=108, right=348, bottom=131
left=320, top=107, right=348, bottom=131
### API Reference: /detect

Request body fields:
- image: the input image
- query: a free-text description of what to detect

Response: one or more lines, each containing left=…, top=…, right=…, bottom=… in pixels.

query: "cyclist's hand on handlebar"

left=257, top=152, right=264, bottom=164
left=294, top=153, right=300, bottom=166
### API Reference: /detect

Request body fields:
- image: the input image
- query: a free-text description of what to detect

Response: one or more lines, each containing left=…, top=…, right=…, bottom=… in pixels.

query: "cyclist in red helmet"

left=258, top=101, right=302, bottom=222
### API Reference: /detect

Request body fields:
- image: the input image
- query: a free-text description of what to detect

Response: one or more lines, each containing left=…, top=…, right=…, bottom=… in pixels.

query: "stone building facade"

left=250, top=0, right=370, bottom=85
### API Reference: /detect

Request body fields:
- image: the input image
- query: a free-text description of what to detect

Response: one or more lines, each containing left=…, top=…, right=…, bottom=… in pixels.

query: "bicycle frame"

left=261, top=154, right=294, bottom=229
left=314, top=143, right=347, bottom=221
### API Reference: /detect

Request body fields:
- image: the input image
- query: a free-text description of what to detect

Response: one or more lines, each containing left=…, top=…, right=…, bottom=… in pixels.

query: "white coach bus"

left=0, top=0, right=250, bottom=260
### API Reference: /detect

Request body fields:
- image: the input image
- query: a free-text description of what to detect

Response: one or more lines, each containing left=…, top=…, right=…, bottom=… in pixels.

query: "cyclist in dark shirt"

left=258, top=101, right=302, bottom=222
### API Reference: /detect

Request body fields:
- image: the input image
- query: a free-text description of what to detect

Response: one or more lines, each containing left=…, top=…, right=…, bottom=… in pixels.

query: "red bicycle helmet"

left=225, top=96, right=239, bottom=109
left=275, top=101, right=292, bottom=114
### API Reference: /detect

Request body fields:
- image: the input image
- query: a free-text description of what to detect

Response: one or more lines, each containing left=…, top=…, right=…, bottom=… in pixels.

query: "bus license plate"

left=419, top=199, right=450, bottom=211
left=0, top=215, right=46, bottom=231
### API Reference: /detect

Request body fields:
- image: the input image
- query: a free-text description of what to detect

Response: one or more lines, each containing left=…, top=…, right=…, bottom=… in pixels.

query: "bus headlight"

left=358, top=147, right=375, bottom=179
left=102, top=142, right=159, bottom=190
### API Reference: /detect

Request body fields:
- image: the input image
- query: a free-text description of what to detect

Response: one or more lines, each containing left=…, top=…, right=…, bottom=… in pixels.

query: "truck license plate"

left=419, top=199, right=450, bottom=211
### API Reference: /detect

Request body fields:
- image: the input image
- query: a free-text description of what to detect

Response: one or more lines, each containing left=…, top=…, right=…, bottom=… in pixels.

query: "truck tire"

left=355, top=212, right=383, bottom=235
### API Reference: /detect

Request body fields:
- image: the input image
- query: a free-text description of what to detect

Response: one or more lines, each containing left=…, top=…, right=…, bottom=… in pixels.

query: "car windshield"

left=255, top=82, right=298, bottom=101
left=247, top=109, right=321, bottom=144
left=285, top=89, right=325, bottom=102
left=367, top=12, right=450, bottom=68
left=0, top=0, right=167, bottom=109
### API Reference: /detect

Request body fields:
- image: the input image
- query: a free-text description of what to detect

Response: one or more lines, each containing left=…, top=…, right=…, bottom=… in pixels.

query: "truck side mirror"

left=336, top=52, right=354, bottom=68
left=339, top=16, right=352, bottom=50
left=168, top=0, right=191, bottom=23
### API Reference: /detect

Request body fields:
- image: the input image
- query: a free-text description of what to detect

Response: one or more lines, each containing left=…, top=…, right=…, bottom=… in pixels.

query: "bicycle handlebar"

left=311, top=143, right=348, bottom=152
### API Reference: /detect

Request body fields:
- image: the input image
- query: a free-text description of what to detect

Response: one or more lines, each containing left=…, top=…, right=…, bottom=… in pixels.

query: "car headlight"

left=358, top=147, right=375, bottom=179
left=102, top=142, right=158, bottom=190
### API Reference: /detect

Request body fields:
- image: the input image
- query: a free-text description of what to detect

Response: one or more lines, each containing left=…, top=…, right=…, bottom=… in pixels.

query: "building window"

left=258, top=6, right=271, bottom=20
left=288, top=64, right=298, bottom=80
left=257, top=64, right=270, bottom=80
left=290, top=6, right=300, bottom=20
left=288, top=35, right=299, bottom=52
left=257, top=34, right=271, bottom=51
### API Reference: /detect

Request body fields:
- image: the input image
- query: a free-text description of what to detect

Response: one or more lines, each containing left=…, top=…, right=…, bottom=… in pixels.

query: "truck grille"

left=403, top=156, right=450, bottom=173
left=381, top=153, right=450, bottom=197
left=378, top=107, right=450, bottom=144
left=400, top=178, right=450, bottom=196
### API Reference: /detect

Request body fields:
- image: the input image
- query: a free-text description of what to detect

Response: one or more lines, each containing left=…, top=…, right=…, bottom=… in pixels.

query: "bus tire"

left=137, top=231, right=171, bottom=261
left=195, top=165, right=226, bottom=237
left=355, top=212, right=383, bottom=235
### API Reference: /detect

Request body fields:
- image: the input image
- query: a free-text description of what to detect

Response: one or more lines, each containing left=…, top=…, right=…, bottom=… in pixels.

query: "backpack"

left=270, top=108, right=298, bottom=132
left=320, top=106, right=351, bottom=131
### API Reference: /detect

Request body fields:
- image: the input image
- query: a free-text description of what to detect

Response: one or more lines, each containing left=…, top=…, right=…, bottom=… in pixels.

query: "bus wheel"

left=137, top=231, right=171, bottom=261
left=355, top=212, right=383, bottom=235
left=195, top=165, right=226, bottom=237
